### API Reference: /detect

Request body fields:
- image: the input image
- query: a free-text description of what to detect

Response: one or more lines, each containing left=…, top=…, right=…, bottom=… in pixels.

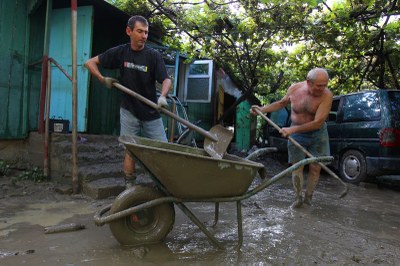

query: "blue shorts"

left=288, top=122, right=330, bottom=163
left=120, top=107, right=167, bottom=142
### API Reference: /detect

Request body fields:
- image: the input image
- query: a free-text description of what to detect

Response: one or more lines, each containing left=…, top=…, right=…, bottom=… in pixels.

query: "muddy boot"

left=291, top=173, right=303, bottom=208
left=291, top=195, right=303, bottom=208
left=124, top=174, right=136, bottom=189
left=303, top=194, right=313, bottom=206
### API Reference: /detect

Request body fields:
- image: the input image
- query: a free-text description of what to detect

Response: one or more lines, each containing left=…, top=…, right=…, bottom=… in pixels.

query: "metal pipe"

left=94, top=197, right=178, bottom=226
left=44, top=60, right=51, bottom=177
left=39, top=57, right=48, bottom=134
left=71, top=0, right=78, bottom=193
left=28, top=59, right=43, bottom=68
left=49, top=58, right=72, bottom=81
left=212, top=202, right=219, bottom=227
left=38, top=0, right=52, bottom=134
left=175, top=202, right=224, bottom=249
left=235, top=201, right=243, bottom=250
left=168, top=96, right=177, bottom=142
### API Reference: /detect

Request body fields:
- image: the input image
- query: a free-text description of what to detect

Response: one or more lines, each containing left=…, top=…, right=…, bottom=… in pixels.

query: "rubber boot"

left=291, top=174, right=303, bottom=208
left=291, top=195, right=303, bottom=208
left=303, top=193, right=313, bottom=206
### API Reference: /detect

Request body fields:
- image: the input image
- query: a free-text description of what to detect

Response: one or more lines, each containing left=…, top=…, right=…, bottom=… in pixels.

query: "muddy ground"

left=1, top=155, right=400, bottom=265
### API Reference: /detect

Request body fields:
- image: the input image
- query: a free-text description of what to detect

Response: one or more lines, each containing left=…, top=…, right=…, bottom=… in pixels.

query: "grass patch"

left=0, top=160, right=10, bottom=176
left=13, top=167, right=49, bottom=183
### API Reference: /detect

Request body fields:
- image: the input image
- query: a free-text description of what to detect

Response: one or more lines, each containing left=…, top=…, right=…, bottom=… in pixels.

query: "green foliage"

left=15, top=167, right=48, bottom=183
left=0, top=160, right=10, bottom=176
left=110, top=0, right=400, bottom=103
left=298, top=0, right=400, bottom=93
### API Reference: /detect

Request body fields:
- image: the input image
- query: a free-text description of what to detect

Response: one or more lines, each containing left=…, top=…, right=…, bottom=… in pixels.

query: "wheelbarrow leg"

left=212, top=203, right=219, bottom=227
left=236, top=201, right=243, bottom=250
left=175, top=202, right=224, bottom=250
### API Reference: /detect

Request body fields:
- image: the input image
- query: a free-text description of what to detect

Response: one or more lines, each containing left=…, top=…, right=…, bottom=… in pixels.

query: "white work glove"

left=102, top=77, right=118, bottom=89
left=157, top=95, right=168, bottom=108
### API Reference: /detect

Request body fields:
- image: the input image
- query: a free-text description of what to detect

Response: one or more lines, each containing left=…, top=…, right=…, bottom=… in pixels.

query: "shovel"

left=253, top=107, right=348, bottom=198
left=113, top=82, right=233, bottom=159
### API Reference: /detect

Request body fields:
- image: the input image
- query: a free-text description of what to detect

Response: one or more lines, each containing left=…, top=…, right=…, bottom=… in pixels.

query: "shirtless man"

left=251, top=68, right=333, bottom=208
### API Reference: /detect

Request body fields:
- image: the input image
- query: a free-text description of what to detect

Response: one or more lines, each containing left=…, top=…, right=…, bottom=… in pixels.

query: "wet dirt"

left=1, top=156, right=400, bottom=265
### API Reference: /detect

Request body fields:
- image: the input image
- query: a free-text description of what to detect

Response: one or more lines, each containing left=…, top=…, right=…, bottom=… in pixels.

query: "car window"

left=327, top=99, right=340, bottom=122
left=388, top=91, right=400, bottom=128
left=331, top=98, right=340, bottom=112
left=270, top=107, right=290, bottom=127
left=342, top=92, right=381, bottom=122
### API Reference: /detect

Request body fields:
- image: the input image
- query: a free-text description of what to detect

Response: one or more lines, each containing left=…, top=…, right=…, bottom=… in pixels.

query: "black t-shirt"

left=98, top=44, right=169, bottom=121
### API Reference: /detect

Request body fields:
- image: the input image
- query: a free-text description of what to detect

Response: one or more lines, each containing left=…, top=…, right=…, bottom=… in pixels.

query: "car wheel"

left=109, top=185, right=175, bottom=246
left=339, top=150, right=367, bottom=184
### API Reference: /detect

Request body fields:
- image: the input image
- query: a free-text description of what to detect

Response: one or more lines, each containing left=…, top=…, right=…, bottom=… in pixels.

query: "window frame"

left=183, top=60, right=213, bottom=103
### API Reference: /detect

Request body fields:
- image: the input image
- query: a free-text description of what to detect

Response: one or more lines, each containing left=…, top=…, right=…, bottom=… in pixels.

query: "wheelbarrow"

left=94, top=136, right=333, bottom=249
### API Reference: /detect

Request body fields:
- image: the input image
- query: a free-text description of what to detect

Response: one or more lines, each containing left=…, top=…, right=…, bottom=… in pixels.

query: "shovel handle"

left=254, top=107, right=348, bottom=198
left=113, top=83, right=218, bottom=142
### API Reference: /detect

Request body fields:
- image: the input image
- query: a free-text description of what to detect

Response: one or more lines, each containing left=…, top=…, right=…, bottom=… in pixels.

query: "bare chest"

left=290, top=93, right=321, bottom=115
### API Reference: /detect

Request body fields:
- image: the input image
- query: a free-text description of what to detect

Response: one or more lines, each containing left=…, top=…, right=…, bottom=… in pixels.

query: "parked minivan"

left=264, top=89, right=400, bottom=184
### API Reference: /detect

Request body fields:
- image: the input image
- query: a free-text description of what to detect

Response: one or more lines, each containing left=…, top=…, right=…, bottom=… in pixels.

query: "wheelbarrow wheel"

left=109, top=185, right=175, bottom=246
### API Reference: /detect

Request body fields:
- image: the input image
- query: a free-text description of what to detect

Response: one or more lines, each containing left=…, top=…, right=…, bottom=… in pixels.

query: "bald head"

left=307, top=68, right=329, bottom=82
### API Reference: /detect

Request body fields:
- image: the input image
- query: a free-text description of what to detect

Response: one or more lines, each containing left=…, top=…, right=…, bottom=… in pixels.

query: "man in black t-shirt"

left=85, top=15, right=171, bottom=188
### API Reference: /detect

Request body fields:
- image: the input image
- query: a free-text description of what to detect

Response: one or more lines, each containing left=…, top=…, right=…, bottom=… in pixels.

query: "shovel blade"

left=203, top=124, right=233, bottom=159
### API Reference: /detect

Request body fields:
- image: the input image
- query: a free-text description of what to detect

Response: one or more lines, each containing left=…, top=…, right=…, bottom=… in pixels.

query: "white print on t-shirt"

left=124, top=61, right=148, bottom=72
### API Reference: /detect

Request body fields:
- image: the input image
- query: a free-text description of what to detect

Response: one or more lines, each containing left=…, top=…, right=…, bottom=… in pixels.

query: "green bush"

left=0, top=160, right=10, bottom=176
left=16, top=167, right=48, bottom=183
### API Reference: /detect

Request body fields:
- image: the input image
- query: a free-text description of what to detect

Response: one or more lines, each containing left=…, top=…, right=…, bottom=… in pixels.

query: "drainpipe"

left=71, top=0, right=79, bottom=193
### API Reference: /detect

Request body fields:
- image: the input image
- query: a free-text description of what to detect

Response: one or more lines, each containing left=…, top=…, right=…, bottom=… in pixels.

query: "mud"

left=1, top=157, right=400, bottom=265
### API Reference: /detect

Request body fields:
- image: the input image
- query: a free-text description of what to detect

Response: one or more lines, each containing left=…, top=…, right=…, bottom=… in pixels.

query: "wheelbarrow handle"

left=253, top=107, right=348, bottom=198
left=113, top=82, right=218, bottom=142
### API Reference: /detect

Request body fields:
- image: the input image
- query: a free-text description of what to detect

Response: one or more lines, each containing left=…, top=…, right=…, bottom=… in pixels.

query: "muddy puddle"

left=0, top=201, right=92, bottom=238
left=1, top=175, right=400, bottom=265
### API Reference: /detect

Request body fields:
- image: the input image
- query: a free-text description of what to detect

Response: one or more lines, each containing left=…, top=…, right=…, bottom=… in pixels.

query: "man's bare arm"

left=84, top=56, right=105, bottom=83
left=160, top=78, right=172, bottom=97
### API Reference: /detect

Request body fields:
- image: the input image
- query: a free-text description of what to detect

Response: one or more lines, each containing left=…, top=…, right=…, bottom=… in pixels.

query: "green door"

left=48, top=6, right=93, bottom=132
left=236, top=100, right=252, bottom=150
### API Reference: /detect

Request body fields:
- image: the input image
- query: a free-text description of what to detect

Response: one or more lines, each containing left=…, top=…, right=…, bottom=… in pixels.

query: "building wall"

left=0, top=1, right=29, bottom=139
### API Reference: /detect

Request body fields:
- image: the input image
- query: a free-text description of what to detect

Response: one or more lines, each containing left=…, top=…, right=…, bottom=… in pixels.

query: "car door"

left=326, top=97, right=342, bottom=164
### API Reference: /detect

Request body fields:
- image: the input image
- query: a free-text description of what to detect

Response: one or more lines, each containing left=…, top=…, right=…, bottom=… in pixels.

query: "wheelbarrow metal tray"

left=119, top=136, right=264, bottom=199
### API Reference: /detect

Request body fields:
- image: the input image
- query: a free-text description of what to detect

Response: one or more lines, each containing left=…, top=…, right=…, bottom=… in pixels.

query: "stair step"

left=78, top=162, right=124, bottom=182
left=51, top=139, right=123, bottom=154
left=56, top=151, right=123, bottom=164
left=82, top=177, right=125, bottom=199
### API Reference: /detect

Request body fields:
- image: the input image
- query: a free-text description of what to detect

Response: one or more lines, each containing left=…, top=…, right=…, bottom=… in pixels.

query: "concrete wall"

left=0, top=133, right=44, bottom=170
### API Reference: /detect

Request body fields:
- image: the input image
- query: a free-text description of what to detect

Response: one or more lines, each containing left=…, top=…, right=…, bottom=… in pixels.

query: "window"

left=388, top=91, right=400, bottom=127
left=327, top=99, right=340, bottom=122
left=184, top=60, right=213, bottom=102
left=166, top=65, right=176, bottom=95
left=270, top=107, right=291, bottom=127
left=342, top=92, right=381, bottom=122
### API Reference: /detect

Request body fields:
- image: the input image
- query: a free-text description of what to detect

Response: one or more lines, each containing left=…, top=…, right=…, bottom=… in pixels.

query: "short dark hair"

left=127, top=15, right=148, bottom=30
